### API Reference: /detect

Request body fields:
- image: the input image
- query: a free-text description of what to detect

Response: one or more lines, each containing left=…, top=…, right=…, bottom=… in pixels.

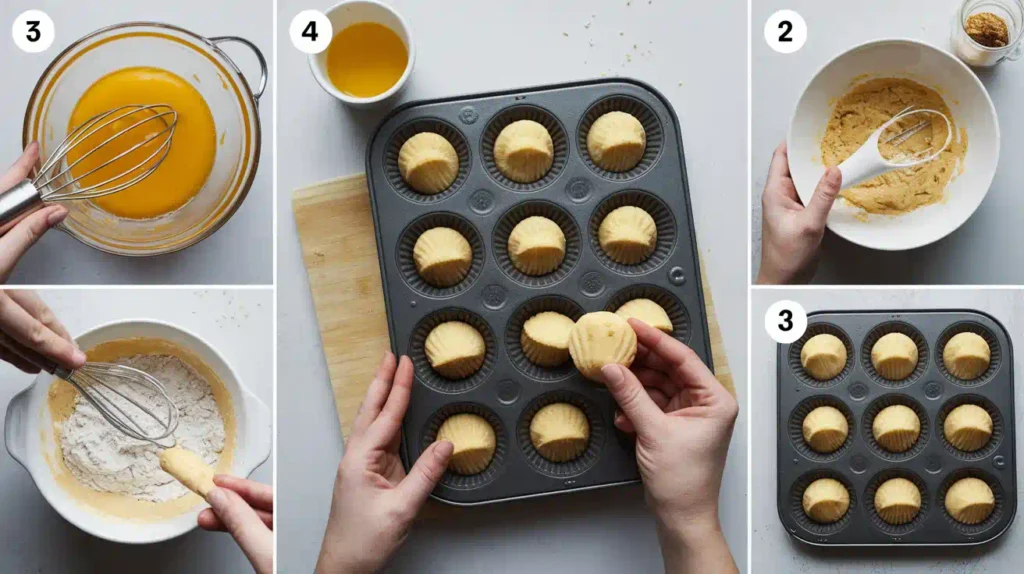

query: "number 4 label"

left=12, top=10, right=54, bottom=53
left=765, top=300, right=808, bottom=344
left=290, top=10, right=332, bottom=54
left=764, top=10, right=806, bottom=54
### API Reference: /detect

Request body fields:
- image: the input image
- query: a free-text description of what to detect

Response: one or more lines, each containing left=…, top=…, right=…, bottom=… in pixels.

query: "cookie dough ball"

left=802, top=478, right=850, bottom=524
left=398, top=132, right=459, bottom=194
left=614, top=298, right=672, bottom=334
left=507, top=216, right=565, bottom=276
left=435, top=413, right=496, bottom=475
left=800, top=334, right=847, bottom=381
left=425, top=321, right=486, bottom=379
left=874, top=478, right=921, bottom=525
left=872, top=405, right=921, bottom=453
left=598, top=206, right=657, bottom=265
left=586, top=111, right=646, bottom=172
left=521, top=311, right=575, bottom=367
left=871, top=333, right=919, bottom=381
left=944, top=404, right=993, bottom=452
left=413, top=227, right=472, bottom=288
left=802, top=406, right=849, bottom=454
left=943, top=332, right=991, bottom=380
left=493, top=120, right=554, bottom=183
left=568, top=311, right=638, bottom=382
left=529, top=403, right=590, bottom=462
left=945, top=478, right=995, bottom=525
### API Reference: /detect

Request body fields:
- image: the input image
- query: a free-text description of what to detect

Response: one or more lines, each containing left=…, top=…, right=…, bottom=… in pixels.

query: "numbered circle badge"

left=764, top=9, right=807, bottom=54
left=290, top=10, right=332, bottom=54
left=12, top=10, right=54, bottom=53
left=765, top=300, right=807, bottom=344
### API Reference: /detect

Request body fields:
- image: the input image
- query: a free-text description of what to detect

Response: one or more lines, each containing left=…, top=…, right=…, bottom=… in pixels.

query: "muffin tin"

left=366, top=79, right=712, bottom=505
left=777, top=310, right=1017, bottom=546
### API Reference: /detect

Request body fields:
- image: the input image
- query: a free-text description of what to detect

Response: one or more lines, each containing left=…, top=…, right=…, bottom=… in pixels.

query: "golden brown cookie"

left=413, top=227, right=472, bottom=288
left=614, top=298, right=672, bottom=334
left=872, top=405, right=921, bottom=453
left=435, top=413, right=496, bottom=475
left=568, top=311, right=637, bottom=382
left=802, top=478, right=850, bottom=524
left=507, top=216, right=566, bottom=276
left=800, top=334, right=847, bottom=381
left=529, top=403, right=590, bottom=462
left=586, top=111, right=646, bottom=172
left=398, top=132, right=459, bottom=194
left=802, top=406, right=849, bottom=454
left=945, top=477, right=995, bottom=525
left=493, top=120, right=554, bottom=183
left=943, top=332, right=991, bottom=380
left=598, top=206, right=657, bottom=265
left=425, top=321, right=486, bottom=379
left=521, top=311, right=575, bottom=367
left=871, top=332, right=919, bottom=381
left=874, top=477, right=921, bottom=525
left=943, top=404, right=993, bottom=452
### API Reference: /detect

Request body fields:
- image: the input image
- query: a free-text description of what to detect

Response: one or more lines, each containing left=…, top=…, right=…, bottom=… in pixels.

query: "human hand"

left=600, top=319, right=739, bottom=573
left=0, top=143, right=69, bottom=282
left=757, top=141, right=842, bottom=285
left=316, top=352, right=453, bottom=574
left=0, top=289, right=85, bottom=373
left=199, top=475, right=274, bottom=574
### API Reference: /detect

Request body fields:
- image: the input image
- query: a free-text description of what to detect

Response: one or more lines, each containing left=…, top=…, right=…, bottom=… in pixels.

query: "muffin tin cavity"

left=422, top=403, right=508, bottom=491
left=861, top=321, right=929, bottom=388
left=397, top=213, right=485, bottom=298
left=505, top=296, right=585, bottom=382
left=788, top=396, right=856, bottom=463
left=604, top=284, right=691, bottom=344
left=935, top=322, right=1002, bottom=386
left=788, top=323, right=855, bottom=388
left=864, top=469, right=930, bottom=536
left=578, top=95, right=664, bottom=181
left=861, top=395, right=930, bottom=462
left=384, top=118, right=472, bottom=204
left=789, top=470, right=857, bottom=537
left=515, top=391, right=605, bottom=478
left=481, top=105, right=568, bottom=192
left=589, top=190, right=676, bottom=276
left=409, top=308, right=496, bottom=394
left=936, top=395, right=1003, bottom=461
left=938, top=469, right=1006, bottom=536
left=492, top=201, right=581, bottom=287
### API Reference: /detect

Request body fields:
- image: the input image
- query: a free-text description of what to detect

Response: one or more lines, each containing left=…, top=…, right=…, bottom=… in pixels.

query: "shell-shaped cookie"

left=943, top=332, right=991, bottom=380
left=598, top=206, right=657, bottom=265
left=493, top=120, right=554, bottom=183
left=802, top=478, right=850, bottom=524
left=586, top=111, right=647, bottom=172
left=800, top=333, right=847, bottom=381
left=944, top=477, right=995, bottom=525
left=871, top=332, right=919, bottom=381
left=614, top=298, right=673, bottom=334
left=802, top=406, right=849, bottom=454
left=529, top=403, right=590, bottom=463
left=425, top=321, right=486, bottom=380
left=521, top=311, right=575, bottom=367
left=568, top=311, right=638, bottom=382
left=413, top=227, right=473, bottom=288
left=872, top=405, right=921, bottom=453
left=398, top=132, right=459, bottom=194
left=435, top=413, right=496, bottom=475
left=874, top=478, right=921, bottom=525
left=943, top=404, right=993, bottom=452
left=507, top=216, right=566, bottom=276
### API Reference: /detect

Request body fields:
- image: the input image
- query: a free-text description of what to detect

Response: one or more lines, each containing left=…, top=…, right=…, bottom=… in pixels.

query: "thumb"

left=396, top=440, right=453, bottom=511
left=601, top=364, right=663, bottom=436
left=802, top=167, right=842, bottom=227
left=207, top=487, right=273, bottom=572
left=0, top=205, right=67, bottom=281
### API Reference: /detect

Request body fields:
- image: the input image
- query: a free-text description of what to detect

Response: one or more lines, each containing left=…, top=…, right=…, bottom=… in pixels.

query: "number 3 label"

left=290, top=10, right=332, bottom=54
left=765, top=300, right=807, bottom=344
left=764, top=10, right=806, bottom=54
left=12, top=10, right=54, bottom=53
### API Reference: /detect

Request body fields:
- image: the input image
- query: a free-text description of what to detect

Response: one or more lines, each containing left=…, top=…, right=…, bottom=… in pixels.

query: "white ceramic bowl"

left=787, top=38, right=1000, bottom=251
left=3, top=320, right=271, bottom=544
left=308, top=0, right=415, bottom=107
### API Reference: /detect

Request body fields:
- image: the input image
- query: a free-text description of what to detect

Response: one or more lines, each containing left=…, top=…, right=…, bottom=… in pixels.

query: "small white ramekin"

left=308, top=0, right=416, bottom=107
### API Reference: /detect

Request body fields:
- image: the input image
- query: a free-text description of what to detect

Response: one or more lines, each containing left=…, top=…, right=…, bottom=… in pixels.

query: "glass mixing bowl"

left=22, top=22, right=266, bottom=256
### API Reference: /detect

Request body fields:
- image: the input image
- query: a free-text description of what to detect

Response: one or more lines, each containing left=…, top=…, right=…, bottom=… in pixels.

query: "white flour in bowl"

left=58, top=354, right=225, bottom=503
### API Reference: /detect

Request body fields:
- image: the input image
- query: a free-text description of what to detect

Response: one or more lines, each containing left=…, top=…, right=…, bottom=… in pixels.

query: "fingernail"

left=206, top=487, right=226, bottom=506
left=47, top=207, right=67, bottom=226
left=434, top=440, right=454, bottom=460
left=72, top=349, right=87, bottom=366
left=601, top=364, right=623, bottom=385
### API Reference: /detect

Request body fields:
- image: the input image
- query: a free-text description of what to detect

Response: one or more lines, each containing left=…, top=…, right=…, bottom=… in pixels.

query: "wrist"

left=654, top=505, right=722, bottom=547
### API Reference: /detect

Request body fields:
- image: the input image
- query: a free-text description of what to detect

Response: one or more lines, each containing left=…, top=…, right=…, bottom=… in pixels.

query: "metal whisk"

left=0, top=104, right=178, bottom=230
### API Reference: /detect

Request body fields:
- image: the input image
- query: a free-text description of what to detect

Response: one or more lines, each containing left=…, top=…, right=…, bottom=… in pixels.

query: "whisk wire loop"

left=65, top=363, right=179, bottom=446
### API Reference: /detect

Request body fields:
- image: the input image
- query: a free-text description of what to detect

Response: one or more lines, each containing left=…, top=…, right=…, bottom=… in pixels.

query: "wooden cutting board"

left=293, top=174, right=734, bottom=442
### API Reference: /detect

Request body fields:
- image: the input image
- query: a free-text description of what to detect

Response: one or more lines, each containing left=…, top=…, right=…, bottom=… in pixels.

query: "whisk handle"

left=0, top=332, right=70, bottom=379
left=0, top=179, right=45, bottom=235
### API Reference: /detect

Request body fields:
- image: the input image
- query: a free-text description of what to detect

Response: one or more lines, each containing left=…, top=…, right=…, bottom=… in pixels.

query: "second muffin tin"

left=366, top=79, right=712, bottom=505
left=777, top=310, right=1017, bottom=546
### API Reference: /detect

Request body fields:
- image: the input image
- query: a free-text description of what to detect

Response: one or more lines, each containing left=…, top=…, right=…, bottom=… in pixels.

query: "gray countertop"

left=0, top=0, right=272, bottom=285
left=751, top=288, right=1024, bottom=571
left=276, top=0, right=748, bottom=571
left=751, top=0, right=1024, bottom=285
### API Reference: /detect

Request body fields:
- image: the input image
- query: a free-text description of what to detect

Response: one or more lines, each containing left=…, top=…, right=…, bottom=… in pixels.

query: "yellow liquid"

left=326, top=22, right=408, bottom=98
left=67, top=67, right=216, bottom=219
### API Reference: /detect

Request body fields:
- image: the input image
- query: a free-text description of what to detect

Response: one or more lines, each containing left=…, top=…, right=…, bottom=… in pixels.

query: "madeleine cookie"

left=802, top=406, right=849, bottom=454
left=425, top=321, right=486, bottom=379
left=507, top=216, right=566, bottom=276
left=521, top=311, right=575, bottom=367
left=586, top=111, right=646, bottom=172
left=398, top=132, right=459, bottom=194
left=872, top=405, right=921, bottom=453
left=568, top=311, right=638, bottom=382
left=413, top=227, right=472, bottom=288
left=945, top=477, right=995, bottom=525
left=874, top=478, right=922, bottom=525
left=943, top=404, right=993, bottom=452
left=598, top=206, right=657, bottom=265
left=529, top=403, right=590, bottom=462
left=871, top=332, right=919, bottom=381
left=493, top=120, right=554, bottom=183
left=435, top=413, right=496, bottom=475
left=614, top=298, right=672, bottom=334
left=800, top=334, right=847, bottom=381
left=943, top=332, right=991, bottom=380
left=802, top=478, right=850, bottom=524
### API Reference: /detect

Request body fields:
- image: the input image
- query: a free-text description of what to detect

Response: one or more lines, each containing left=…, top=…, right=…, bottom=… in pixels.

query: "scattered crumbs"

left=633, top=44, right=638, bottom=50
left=619, top=31, right=624, bottom=36
left=562, top=32, right=569, bottom=37
left=600, top=72, right=608, bottom=77
left=627, top=0, right=633, bottom=5
left=678, top=81, right=683, bottom=86
left=584, top=20, right=592, bottom=29
left=626, top=54, right=632, bottom=62
left=589, top=39, right=596, bottom=47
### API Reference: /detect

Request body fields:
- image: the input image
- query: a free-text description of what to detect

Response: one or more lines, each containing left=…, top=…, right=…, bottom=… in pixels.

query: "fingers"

left=614, top=387, right=670, bottom=434
left=351, top=352, right=397, bottom=439
left=766, top=141, right=791, bottom=183
left=0, top=291, right=86, bottom=370
left=395, top=440, right=453, bottom=513
left=206, top=487, right=274, bottom=573
left=362, top=355, right=413, bottom=447
left=0, top=205, right=68, bottom=282
left=198, top=506, right=274, bottom=531
left=6, top=290, right=75, bottom=343
left=213, top=475, right=273, bottom=511
left=0, top=142, right=40, bottom=193
left=601, top=363, right=664, bottom=436
left=801, top=167, right=842, bottom=228
left=629, top=319, right=724, bottom=391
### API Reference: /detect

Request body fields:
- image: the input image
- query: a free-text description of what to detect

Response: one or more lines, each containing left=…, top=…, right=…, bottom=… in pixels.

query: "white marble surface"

left=751, top=0, right=1024, bottom=284
left=751, top=288, right=1024, bottom=571
left=0, top=0, right=273, bottom=285
left=0, top=289, right=273, bottom=572
left=276, top=0, right=749, bottom=571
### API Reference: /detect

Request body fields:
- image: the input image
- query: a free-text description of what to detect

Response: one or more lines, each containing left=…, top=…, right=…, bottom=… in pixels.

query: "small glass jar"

left=952, top=0, right=1024, bottom=67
